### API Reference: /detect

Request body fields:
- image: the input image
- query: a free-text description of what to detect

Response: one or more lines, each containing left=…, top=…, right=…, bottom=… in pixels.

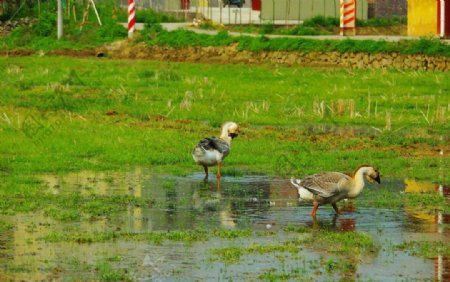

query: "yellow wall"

left=408, top=0, right=437, bottom=36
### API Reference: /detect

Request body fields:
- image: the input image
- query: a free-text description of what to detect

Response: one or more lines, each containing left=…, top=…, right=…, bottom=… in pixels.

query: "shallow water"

left=0, top=170, right=448, bottom=281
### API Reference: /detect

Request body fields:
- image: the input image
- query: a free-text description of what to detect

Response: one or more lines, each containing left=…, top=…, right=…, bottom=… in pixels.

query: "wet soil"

left=0, top=170, right=448, bottom=281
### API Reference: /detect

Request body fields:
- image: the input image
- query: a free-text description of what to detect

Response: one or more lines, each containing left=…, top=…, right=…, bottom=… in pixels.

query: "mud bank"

left=98, top=40, right=450, bottom=71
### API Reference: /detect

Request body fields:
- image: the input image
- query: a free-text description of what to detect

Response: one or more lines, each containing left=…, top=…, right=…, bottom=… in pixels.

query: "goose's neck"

left=349, top=168, right=367, bottom=198
left=220, top=127, right=231, bottom=144
left=220, top=135, right=231, bottom=144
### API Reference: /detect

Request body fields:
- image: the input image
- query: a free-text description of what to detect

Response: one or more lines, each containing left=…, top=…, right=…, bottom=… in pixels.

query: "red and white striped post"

left=438, top=0, right=450, bottom=38
left=340, top=0, right=356, bottom=36
left=128, top=0, right=136, bottom=38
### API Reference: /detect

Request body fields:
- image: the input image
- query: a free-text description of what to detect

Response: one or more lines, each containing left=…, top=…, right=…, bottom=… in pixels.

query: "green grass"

left=0, top=49, right=446, bottom=282
left=95, top=260, right=132, bottom=282
left=395, top=240, right=450, bottom=258
left=210, top=230, right=377, bottom=264
left=41, top=228, right=254, bottom=244
left=145, top=28, right=450, bottom=56
left=0, top=56, right=447, bottom=182
left=0, top=220, right=13, bottom=232
left=302, top=230, right=378, bottom=256
left=0, top=185, right=151, bottom=221
left=355, top=187, right=448, bottom=211
left=210, top=241, right=301, bottom=263
left=258, top=269, right=310, bottom=282
left=0, top=56, right=448, bottom=226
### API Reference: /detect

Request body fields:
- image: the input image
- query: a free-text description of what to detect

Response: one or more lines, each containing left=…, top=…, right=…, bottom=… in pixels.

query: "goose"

left=192, top=122, right=239, bottom=179
left=290, top=165, right=380, bottom=217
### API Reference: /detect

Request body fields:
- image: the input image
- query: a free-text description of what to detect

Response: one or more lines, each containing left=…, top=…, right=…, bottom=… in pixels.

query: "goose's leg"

left=203, top=166, right=209, bottom=179
left=312, top=216, right=319, bottom=228
left=311, top=201, right=319, bottom=218
left=216, top=161, right=221, bottom=179
left=332, top=203, right=340, bottom=215
left=332, top=214, right=338, bottom=227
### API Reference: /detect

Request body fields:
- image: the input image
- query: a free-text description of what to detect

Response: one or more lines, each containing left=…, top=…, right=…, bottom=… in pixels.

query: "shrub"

left=303, top=16, right=339, bottom=28
left=32, top=11, right=57, bottom=37
left=260, top=23, right=275, bottom=35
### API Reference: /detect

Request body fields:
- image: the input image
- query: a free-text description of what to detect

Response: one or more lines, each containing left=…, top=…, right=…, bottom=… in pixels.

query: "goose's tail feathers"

left=290, top=177, right=302, bottom=189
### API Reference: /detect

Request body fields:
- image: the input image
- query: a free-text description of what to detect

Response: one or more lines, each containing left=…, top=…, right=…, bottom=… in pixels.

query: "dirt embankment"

left=1, top=39, right=448, bottom=71
left=97, top=40, right=449, bottom=71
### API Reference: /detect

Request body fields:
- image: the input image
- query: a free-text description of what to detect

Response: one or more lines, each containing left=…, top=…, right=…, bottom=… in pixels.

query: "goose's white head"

left=220, top=122, right=239, bottom=142
left=354, top=165, right=381, bottom=184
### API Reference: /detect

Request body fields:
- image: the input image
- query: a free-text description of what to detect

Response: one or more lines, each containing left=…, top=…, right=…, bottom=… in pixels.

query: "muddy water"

left=0, top=169, right=448, bottom=281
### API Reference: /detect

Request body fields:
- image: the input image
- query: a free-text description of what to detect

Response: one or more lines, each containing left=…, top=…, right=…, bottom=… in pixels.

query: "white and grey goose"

left=290, top=165, right=380, bottom=217
left=192, top=122, right=239, bottom=179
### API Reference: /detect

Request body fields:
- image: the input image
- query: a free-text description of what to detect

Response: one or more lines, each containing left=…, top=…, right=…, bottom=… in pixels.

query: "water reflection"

left=0, top=170, right=447, bottom=280
left=38, top=172, right=450, bottom=238
left=404, top=179, right=450, bottom=282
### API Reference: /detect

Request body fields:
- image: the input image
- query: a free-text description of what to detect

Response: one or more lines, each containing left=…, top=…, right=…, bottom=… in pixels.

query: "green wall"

left=165, top=0, right=181, bottom=10
left=260, top=0, right=368, bottom=22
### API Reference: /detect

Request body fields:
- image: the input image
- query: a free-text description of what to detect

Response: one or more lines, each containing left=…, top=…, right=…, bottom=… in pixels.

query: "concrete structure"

left=260, top=0, right=369, bottom=22
left=407, top=0, right=437, bottom=36
left=366, top=0, right=407, bottom=18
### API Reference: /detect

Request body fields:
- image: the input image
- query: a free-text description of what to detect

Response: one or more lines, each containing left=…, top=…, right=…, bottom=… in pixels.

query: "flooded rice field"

left=0, top=169, right=448, bottom=281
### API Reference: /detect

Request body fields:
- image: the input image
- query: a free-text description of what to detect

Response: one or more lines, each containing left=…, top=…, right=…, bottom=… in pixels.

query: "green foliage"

left=1, top=13, right=127, bottom=50
left=98, top=23, right=128, bottom=42
left=0, top=4, right=180, bottom=51
left=399, top=37, right=450, bottom=55
left=260, top=22, right=275, bottom=34
left=281, top=25, right=323, bottom=36
left=142, top=27, right=450, bottom=57
left=303, top=16, right=339, bottom=28
left=32, top=11, right=56, bottom=37
left=0, top=0, right=40, bottom=21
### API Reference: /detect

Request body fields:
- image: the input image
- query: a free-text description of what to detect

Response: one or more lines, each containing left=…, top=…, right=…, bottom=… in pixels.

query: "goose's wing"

left=300, top=172, right=351, bottom=198
left=195, top=137, right=230, bottom=155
